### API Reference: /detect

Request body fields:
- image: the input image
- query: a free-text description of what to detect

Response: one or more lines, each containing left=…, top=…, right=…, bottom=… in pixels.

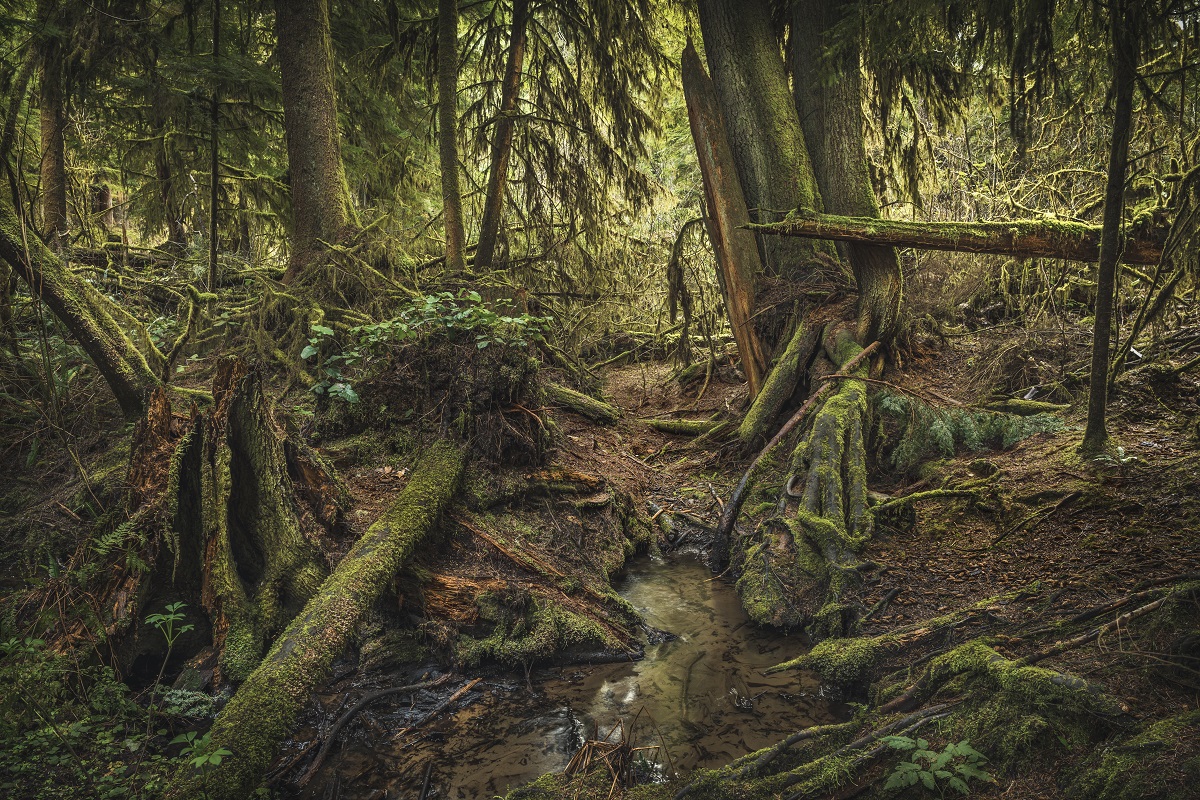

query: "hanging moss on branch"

left=169, top=440, right=465, bottom=800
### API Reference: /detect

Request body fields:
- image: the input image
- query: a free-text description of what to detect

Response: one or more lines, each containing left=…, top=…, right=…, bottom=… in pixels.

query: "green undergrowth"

left=876, top=391, right=1064, bottom=473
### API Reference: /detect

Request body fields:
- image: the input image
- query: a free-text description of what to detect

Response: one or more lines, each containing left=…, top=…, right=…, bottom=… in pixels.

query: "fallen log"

left=545, top=382, right=621, bottom=424
left=748, top=211, right=1165, bottom=265
left=169, top=440, right=465, bottom=800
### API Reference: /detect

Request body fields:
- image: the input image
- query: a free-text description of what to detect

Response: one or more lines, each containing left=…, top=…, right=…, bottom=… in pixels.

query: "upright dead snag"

left=681, top=40, right=767, bottom=398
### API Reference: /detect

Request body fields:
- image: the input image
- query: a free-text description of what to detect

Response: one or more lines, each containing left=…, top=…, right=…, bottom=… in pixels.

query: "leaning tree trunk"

left=275, top=0, right=354, bottom=283
left=792, top=0, right=902, bottom=343
left=474, top=0, right=529, bottom=272
left=0, top=195, right=157, bottom=416
left=169, top=440, right=465, bottom=800
left=681, top=41, right=768, bottom=400
left=438, top=0, right=467, bottom=274
left=696, top=0, right=833, bottom=289
left=1083, top=2, right=1139, bottom=455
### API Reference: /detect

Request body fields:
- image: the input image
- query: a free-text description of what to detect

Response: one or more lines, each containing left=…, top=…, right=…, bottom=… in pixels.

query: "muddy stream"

left=299, top=554, right=844, bottom=799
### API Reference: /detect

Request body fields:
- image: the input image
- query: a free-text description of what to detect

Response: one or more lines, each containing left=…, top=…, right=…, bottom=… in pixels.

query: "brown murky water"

left=302, top=554, right=843, bottom=799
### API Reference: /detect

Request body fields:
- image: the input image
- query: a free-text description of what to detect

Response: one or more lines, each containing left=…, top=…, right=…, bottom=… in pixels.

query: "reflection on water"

left=303, top=554, right=842, bottom=800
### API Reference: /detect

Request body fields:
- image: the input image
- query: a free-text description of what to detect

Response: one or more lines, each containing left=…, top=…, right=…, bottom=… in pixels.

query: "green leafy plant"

left=882, top=736, right=995, bottom=796
left=170, top=730, right=231, bottom=771
left=300, top=290, right=549, bottom=402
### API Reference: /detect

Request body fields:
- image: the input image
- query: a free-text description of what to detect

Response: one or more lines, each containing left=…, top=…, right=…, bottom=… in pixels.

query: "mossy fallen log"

left=169, top=440, right=465, bottom=800
left=983, top=398, right=1071, bottom=415
left=748, top=210, right=1165, bottom=265
left=642, top=417, right=722, bottom=436
left=545, top=382, right=620, bottom=424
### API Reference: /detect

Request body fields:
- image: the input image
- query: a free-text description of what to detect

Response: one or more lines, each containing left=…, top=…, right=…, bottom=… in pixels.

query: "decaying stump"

left=169, top=441, right=465, bottom=800
left=114, top=359, right=342, bottom=681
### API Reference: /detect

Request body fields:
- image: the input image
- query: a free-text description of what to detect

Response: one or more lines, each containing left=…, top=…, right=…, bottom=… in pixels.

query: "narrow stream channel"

left=304, top=554, right=844, bottom=799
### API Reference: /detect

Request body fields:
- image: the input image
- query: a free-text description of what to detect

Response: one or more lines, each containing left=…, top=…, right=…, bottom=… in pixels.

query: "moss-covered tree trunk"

left=438, top=0, right=467, bottom=274
left=695, top=0, right=834, bottom=288
left=474, top=0, right=529, bottom=272
left=792, top=0, right=902, bottom=343
left=748, top=211, right=1165, bottom=265
left=169, top=441, right=465, bottom=800
left=681, top=40, right=768, bottom=399
left=275, top=0, right=354, bottom=283
left=198, top=361, right=329, bottom=681
left=37, top=0, right=68, bottom=250
left=0, top=195, right=157, bottom=416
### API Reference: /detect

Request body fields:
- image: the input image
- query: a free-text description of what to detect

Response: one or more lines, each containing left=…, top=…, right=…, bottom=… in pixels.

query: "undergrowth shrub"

left=875, top=392, right=1063, bottom=473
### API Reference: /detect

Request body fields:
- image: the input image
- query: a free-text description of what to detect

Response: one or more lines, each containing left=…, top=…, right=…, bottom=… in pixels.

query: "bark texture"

left=438, top=0, right=467, bottom=274
left=696, top=0, right=832, bottom=280
left=681, top=40, right=768, bottom=398
left=474, top=0, right=529, bottom=272
left=275, top=0, right=354, bottom=281
left=792, top=0, right=902, bottom=342
left=171, top=441, right=465, bottom=800
left=749, top=212, right=1164, bottom=265
left=38, top=0, right=68, bottom=250
left=1083, top=3, right=1139, bottom=454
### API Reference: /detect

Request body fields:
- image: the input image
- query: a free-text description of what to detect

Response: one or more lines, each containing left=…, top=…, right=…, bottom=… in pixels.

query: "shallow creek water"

left=304, top=554, right=844, bottom=799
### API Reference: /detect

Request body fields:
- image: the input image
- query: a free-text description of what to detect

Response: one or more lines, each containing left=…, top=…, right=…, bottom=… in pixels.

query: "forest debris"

left=393, top=677, right=483, bottom=739
left=641, top=417, right=722, bottom=436
left=170, top=441, right=465, bottom=800
left=297, top=676, right=450, bottom=785
left=983, top=398, right=1071, bottom=415
left=545, top=382, right=621, bottom=424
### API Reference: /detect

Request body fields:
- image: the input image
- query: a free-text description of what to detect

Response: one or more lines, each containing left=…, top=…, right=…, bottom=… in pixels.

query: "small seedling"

left=882, top=736, right=995, bottom=797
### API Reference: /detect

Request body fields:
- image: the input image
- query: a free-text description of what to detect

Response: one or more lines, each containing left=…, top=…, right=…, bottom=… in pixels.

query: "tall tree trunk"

left=438, top=0, right=467, bottom=274
left=274, top=0, right=354, bottom=282
left=208, top=0, right=221, bottom=290
left=682, top=41, right=768, bottom=399
left=38, top=6, right=68, bottom=251
left=792, top=0, right=902, bottom=343
left=0, top=195, right=157, bottom=416
left=1082, top=2, right=1139, bottom=455
left=695, top=0, right=832, bottom=284
left=473, top=0, right=529, bottom=272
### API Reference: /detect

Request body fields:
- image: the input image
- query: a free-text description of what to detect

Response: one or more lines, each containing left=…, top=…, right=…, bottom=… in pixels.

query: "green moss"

left=1070, top=711, right=1200, bottom=800
left=170, top=441, right=465, bottom=800
left=456, top=593, right=619, bottom=667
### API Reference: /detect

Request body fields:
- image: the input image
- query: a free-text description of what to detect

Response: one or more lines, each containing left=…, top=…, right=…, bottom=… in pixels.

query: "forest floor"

left=2, top=310, right=1200, bottom=799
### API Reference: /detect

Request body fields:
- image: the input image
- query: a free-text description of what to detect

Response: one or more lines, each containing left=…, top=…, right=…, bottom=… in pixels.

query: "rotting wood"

left=545, top=382, right=621, bottom=424
left=169, top=441, right=465, bottom=800
left=748, top=211, right=1165, bottom=265
left=681, top=40, right=768, bottom=398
